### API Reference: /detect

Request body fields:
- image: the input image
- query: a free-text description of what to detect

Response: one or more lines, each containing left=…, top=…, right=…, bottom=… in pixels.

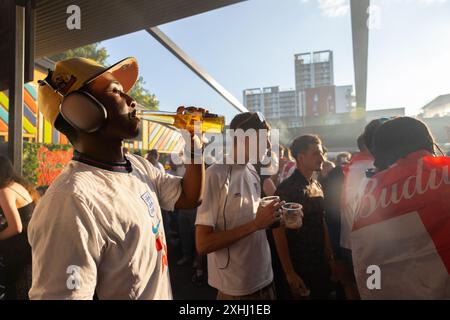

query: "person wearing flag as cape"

left=352, top=117, right=450, bottom=299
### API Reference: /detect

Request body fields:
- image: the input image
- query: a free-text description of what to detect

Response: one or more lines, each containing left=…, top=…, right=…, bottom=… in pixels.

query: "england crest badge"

left=141, top=191, right=156, bottom=217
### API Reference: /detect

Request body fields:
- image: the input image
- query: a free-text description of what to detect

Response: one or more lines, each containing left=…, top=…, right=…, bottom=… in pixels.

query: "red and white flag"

left=352, top=150, right=450, bottom=299
left=341, top=152, right=373, bottom=250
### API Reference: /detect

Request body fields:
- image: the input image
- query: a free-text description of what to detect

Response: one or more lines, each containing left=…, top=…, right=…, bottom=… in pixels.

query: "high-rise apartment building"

left=295, top=50, right=334, bottom=91
left=244, top=50, right=352, bottom=127
left=243, top=87, right=301, bottom=122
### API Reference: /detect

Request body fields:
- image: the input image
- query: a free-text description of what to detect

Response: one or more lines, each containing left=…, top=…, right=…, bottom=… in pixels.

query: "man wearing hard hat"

left=28, top=57, right=204, bottom=299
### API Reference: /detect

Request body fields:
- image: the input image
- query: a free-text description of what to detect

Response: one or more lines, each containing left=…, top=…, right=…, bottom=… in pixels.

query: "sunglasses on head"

left=38, top=71, right=61, bottom=95
left=434, top=143, right=445, bottom=156
left=38, top=70, right=77, bottom=97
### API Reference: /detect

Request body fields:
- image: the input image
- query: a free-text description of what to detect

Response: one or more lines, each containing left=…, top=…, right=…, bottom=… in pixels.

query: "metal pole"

left=147, top=27, right=248, bottom=113
left=8, top=4, right=25, bottom=175
left=350, top=0, right=370, bottom=118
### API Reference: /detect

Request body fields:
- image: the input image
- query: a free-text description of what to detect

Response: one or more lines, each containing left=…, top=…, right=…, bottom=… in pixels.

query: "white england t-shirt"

left=28, top=154, right=182, bottom=300
left=195, top=163, right=273, bottom=296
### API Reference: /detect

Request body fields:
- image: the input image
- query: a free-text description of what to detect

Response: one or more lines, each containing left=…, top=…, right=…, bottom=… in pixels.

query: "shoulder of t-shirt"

left=42, top=161, right=89, bottom=198
left=127, top=153, right=157, bottom=177
left=206, top=163, right=229, bottom=174
left=34, top=177, right=89, bottom=214
left=206, top=164, right=230, bottom=184
left=126, top=153, right=146, bottom=168
left=277, top=171, right=296, bottom=189
left=275, top=180, right=289, bottom=197
left=44, top=157, right=148, bottom=199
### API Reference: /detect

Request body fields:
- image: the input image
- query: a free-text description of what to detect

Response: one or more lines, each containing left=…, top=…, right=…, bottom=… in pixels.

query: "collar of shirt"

left=72, top=150, right=133, bottom=173
left=291, top=169, right=313, bottom=186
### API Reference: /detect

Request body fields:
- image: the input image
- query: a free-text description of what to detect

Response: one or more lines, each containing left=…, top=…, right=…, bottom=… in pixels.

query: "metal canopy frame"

left=9, top=4, right=26, bottom=174
left=350, top=0, right=370, bottom=114
left=8, top=0, right=245, bottom=173
left=147, top=27, right=248, bottom=113
left=34, top=0, right=244, bottom=58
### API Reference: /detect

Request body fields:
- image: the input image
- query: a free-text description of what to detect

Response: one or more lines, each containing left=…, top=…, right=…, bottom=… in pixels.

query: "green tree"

left=128, top=76, right=158, bottom=110
left=49, top=43, right=109, bottom=65
left=49, top=43, right=158, bottom=109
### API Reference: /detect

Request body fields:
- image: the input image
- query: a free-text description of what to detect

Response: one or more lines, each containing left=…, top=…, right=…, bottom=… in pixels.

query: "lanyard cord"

left=218, top=165, right=233, bottom=270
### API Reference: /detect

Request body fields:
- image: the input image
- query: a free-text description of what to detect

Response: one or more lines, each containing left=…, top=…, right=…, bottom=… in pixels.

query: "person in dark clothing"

left=0, top=156, right=38, bottom=300
left=320, top=165, right=344, bottom=259
left=320, top=160, right=346, bottom=299
left=255, top=152, right=292, bottom=300
left=272, top=135, right=335, bottom=300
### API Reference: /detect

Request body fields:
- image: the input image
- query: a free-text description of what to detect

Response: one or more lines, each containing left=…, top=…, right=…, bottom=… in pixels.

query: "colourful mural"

left=123, top=120, right=184, bottom=154
left=37, top=145, right=73, bottom=186
left=0, top=84, right=39, bottom=140
left=0, top=68, right=68, bottom=144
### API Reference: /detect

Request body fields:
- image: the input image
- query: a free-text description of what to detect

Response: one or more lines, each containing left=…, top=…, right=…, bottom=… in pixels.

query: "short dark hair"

left=54, top=114, right=78, bottom=144
left=336, top=152, right=351, bottom=165
left=0, top=156, right=21, bottom=188
left=229, top=112, right=270, bottom=131
left=363, top=119, right=387, bottom=155
left=0, top=156, right=36, bottom=200
left=148, top=149, right=159, bottom=158
left=357, top=134, right=366, bottom=152
left=290, top=135, right=322, bottom=159
left=373, top=117, right=435, bottom=170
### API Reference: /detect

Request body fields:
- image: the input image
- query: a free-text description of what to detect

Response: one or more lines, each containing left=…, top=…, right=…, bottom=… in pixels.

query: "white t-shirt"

left=175, top=165, right=186, bottom=177
left=28, top=154, right=182, bottom=300
left=195, top=163, right=273, bottom=296
left=154, top=162, right=166, bottom=174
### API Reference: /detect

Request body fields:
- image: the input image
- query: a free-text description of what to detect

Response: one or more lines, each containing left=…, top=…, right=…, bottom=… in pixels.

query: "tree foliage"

left=49, top=43, right=109, bottom=65
left=128, top=76, right=158, bottom=110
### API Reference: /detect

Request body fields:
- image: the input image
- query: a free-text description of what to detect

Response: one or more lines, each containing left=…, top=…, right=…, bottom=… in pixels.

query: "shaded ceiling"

left=35, top=0, right=244, bottom=57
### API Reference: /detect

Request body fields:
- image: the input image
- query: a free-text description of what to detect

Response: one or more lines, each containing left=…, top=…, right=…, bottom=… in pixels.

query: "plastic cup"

left=260, top=196, right=280, bottom=207
left=282, top=203, right=303, bottom=229
left=300, top=288, right=311, bottom=297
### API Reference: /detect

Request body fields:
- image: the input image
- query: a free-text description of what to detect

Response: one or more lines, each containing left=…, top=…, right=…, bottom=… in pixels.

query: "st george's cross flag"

left=340, top=151, right=373, bottom=250
left=351, top=150, right=450, bottom=299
